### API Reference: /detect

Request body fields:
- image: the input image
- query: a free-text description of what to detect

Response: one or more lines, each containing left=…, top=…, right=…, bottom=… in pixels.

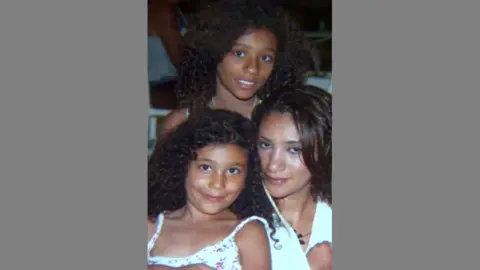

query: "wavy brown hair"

left=175, top=0, right=313, bottom=114
left=148, top=109, right=279, bottom=241
left=252, top=85, right=332, bottom=204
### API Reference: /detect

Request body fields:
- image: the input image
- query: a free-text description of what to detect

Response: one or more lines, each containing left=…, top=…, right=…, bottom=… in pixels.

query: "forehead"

left=196, top=144, right=248, bottom=163
left=234, top=28, right=278, bottom=50
left=259, top=113, right=299, bottom=141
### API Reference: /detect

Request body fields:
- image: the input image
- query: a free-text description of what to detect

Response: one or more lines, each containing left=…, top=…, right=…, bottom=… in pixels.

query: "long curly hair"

left=175, top=0, right=313, bottom=113
left=148, top=109, right=278, bottom=240
left=252, top=85, right=332, bottom=204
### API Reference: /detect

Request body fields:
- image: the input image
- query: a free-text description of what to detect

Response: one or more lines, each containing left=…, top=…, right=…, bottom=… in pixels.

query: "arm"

left=306, top=242, right=332, bottom=270
left=148, top=1, right=182, bottom=68
left=156, top=108, right=188, bottom=140
left=235, top=221, right=272, bottom=270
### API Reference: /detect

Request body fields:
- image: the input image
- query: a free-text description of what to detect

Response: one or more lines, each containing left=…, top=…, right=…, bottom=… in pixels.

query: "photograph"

left=147, top=1, right=332, bottom=269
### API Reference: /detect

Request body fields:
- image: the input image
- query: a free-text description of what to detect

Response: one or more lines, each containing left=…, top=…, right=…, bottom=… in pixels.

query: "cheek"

left=219, top=55, right=240, bottom=75
left=285, top=154, right=310, bottom=176
left=186, top=171, right=207, bottom=190
left=257, top=150, right=270, bottom=168
left=290, top=161, right=312, bottom=185
left=259, top=63, right=274, bottom=78
left=225, top=176, right=246, bottom=194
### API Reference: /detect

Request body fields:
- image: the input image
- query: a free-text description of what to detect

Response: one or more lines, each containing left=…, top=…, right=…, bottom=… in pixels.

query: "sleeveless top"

left=147, top=214, right=269, bottom=269
left=268, top=200, right=332, bottom=270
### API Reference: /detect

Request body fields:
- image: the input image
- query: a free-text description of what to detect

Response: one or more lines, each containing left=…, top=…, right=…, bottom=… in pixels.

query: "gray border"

left=334, top=1, right=480, bottom=269
left=0, top=1, right=148, bottom=269
left=2, top=0, right=480, bottom=269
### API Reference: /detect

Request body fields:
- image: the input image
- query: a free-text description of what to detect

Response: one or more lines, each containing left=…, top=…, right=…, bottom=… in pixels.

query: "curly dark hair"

left=175, top=0, right=312, bottom=113
left=252, top=85, right=332, bottom=204
left=148, top=109, right=278, bottom=240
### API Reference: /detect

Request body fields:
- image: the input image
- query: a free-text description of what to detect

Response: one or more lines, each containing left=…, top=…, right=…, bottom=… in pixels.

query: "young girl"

left=148, top=109, right=277, bottom=270
left=252, top=86, right=332, bottom=270
left=158, top=0, right=312, bottom=138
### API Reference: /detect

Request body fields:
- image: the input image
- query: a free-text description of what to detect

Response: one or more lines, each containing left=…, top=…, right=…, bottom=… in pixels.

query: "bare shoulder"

left=157, top=108, right=188, bottom=138
left=310, top=242, right=332, bottom=256
left=235, top=220, right=269, bottom=243
left=147, top=218, right=158, bottom=240
left=307, top=242, right=332, bottom=270
left=235, top=220, right=271, bottom=269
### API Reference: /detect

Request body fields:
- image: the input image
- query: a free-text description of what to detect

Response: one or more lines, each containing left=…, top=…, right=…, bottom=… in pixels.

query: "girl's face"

left=186, top=144, right=248, bottom=216
left=257, top=113, right=312, bottom=199
left=216, top=28, right=278, bottom=101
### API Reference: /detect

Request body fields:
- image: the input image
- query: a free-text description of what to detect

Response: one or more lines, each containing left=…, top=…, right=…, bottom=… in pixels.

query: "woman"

left=252, top=85, right=332, bottom=270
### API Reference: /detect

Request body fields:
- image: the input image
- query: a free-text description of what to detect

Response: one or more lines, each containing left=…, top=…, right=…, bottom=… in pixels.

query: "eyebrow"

left=259, top=136, right=300, bottom=145
left=234, top=42, right=276, bottom=53
left=196, top=158, right=245, bottom=167
left=196, top=158, right=216, bottom=164
left=229, top=163, right=246, bottom=167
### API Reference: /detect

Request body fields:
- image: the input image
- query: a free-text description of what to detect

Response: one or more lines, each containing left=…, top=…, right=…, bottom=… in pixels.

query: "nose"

left=208, top=172, right=226, bottom=190
left=266, top=150, right=286, bottom=173
left=244, top=57, right=259, bottom=75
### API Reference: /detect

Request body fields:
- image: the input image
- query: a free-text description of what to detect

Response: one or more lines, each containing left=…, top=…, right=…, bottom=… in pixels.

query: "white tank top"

left=147, top=214, right=269, bottom=269
left=268, top=200, right=332, bottom=270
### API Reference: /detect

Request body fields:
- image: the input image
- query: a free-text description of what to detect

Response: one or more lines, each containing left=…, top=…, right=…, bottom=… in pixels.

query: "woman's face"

left=257, top=113, right=312, bottom=199
left=185, top=144, right=248, bottom=215
left=216, top=28, right=278, bottom=101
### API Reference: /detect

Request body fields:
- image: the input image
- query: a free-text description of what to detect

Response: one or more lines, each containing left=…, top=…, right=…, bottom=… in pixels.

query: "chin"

left=233, top=93, right=257, bottom=101
left=265, top=185, right=291, bottom=200
left=199, top=205, right=230, bottom=216
left=230, top=89, right=259, bottom=101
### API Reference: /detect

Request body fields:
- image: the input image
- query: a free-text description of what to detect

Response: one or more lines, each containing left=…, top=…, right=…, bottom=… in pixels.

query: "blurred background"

left=148, top=0, right=331, bottom=154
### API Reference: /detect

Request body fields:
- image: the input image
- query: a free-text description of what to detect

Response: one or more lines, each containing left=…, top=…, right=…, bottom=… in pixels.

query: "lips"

left=266, top=177, right=289, bottom=185
left=236, top=79, right=257, bottom=90
left=204, top=194, right=227, bottom=202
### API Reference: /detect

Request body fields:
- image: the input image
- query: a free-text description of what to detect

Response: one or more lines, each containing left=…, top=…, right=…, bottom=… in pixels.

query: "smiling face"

left=216, top=28, right=278, bottom=101
left=257, top=113, right=312, bottom=200
left=185, top=144, right=248, bottom=215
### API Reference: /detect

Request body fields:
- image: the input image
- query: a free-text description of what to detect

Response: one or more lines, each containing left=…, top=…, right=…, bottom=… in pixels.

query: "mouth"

left=236, top=79, right=257, bottom=90
left=203, top=194, right=227, bottom=202
left=266, top=177, right=289, bottom=185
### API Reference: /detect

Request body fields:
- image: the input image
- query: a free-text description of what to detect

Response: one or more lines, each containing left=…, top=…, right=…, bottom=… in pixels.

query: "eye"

left=258, top=142, right=272, bottom=149
left=233, top=50, right=246, bottom=57
left=261, top=55, right=274, bottom=63
left=199, top=164, right=212, bottom=172
left=288, top=147, right=302, bottom=154
left=227, top=168, right=241, bottom=175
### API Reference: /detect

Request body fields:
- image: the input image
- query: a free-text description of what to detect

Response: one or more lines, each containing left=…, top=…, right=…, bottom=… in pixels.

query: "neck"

left=214, top=78, right=258, bottom=119
left=275, top=187, right=316, bottom=228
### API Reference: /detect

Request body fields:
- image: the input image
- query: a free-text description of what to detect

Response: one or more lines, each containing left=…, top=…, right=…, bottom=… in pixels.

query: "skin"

left=159, top=28, right=278, bottom=138
left=185, top=144, right=248, bottom=218
left=257, top=113, right=331, bottom=270
left=307, top=243, right=333, bottom=270
left=214, top=28, right=277, bottom=113
left=257, top=113, right=312, bottom=201
left=148, top=144, right=271, bottom=270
